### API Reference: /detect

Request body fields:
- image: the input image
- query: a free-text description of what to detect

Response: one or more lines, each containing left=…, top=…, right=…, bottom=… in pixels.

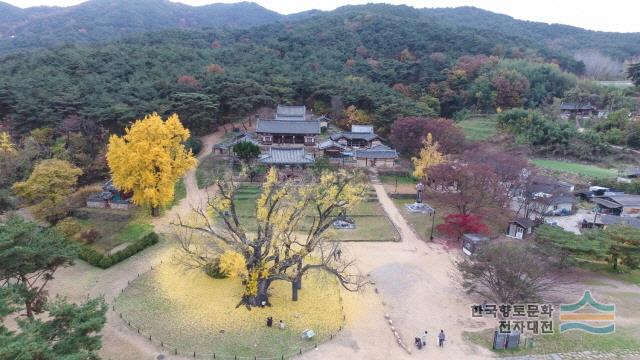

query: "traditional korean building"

left=353, top=144, right=398, bottom=167
left=256, top=105, right=320, bottom=146
left=258, top=147, right=315, bottom=168
left=86, top=180, right=133, bottom=210
left=330, top=124, right=382, bottom=148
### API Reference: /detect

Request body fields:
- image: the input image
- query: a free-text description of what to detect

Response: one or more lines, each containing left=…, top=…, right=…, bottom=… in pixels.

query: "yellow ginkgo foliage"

left=411, top=132, right=445, bottom=180
left=107, top=113, right=196, bottom=215
left=0, top=132, right=16, bottom=155
left=218, top=251, right=247, bottom=278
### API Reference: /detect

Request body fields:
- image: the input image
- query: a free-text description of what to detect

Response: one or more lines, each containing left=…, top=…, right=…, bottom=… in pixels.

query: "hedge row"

left=78, top=232, right=159, bottom=269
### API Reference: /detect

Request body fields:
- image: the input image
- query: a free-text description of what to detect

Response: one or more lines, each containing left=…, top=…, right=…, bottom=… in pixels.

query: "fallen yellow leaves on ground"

left=115, top=262, right=344, bottom=357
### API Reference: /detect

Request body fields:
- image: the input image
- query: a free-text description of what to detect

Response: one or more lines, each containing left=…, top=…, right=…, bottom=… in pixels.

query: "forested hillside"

left=424, top=7, right=640, bottom=61
left=0, top=5, right=588, bottom=135
left=1, top=0, right=639, bottom=70
left=0, top=0, right=283, bottom=53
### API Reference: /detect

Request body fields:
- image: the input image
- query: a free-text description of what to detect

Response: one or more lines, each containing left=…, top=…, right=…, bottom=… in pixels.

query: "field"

left=464, top=326, right=640, bottom=357
left=196, top=153, right=232, bottom=189
left=224, top=184, right=399, bottom=241
left=57, top=210, right=153, bottom=254
left=458, top=116, right=498, bottom=141
left=115, top=262, right=344, bottom=358
left=530, top=159, right=618, bottom=179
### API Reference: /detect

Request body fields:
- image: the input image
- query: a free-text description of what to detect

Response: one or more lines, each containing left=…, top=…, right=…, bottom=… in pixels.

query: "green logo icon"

left=559, top=291, right=615, bottom=334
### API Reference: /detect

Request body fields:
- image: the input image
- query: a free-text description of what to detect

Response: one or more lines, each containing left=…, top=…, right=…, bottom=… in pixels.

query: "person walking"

left=421, top=331, right=428, bottom=347
left=266, top=316, right=273, bottom=327
left=438, top=330, right=445, bottom=347
left=278, top=320, right=286, bottom=330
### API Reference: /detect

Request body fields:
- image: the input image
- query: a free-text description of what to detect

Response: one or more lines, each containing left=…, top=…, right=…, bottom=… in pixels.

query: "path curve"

left=48, top=123, right=492, bottom=360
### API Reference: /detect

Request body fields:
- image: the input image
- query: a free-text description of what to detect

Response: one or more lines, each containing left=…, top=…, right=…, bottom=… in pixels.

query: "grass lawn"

left=392, top=198, right=438, bottom=241
left=167, top=179, right=186, bottom=208
left=223, top=185, right=399, bottom=241
left=379, top=174, right=415, bottom=186
left=196, top=153, right=231, bottom=189
left=72, top=217, right=153, bottom=254
left=530, top=159, right=617, bottom=179
left=464, top=326, right=640, bottom=357
left=575, top=259, right=640, bottom=286
left=458, top=116, right=497, bottom=141
left=58, top=207, right=154, bottom=254
left=115, top=262, right=344, bottom=358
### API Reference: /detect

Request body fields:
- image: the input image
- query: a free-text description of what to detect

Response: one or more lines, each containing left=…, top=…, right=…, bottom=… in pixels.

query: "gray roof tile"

left=257, top=119, right=320, bottom=135
left=258, top=147, right=315, bottom=165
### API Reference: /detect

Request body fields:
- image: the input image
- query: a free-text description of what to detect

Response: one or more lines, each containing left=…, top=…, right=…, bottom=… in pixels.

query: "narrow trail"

left=48, top=125, right=234, bottom=360
left=48, top=122, right=492, bottom=360
left=300, top=175, right=493, bottom=360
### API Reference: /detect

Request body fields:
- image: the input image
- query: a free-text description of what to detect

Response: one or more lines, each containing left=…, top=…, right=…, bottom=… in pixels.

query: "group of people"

left=266, top=316, right=286, bottom=330
left=414, top=330, right=446, bottom=350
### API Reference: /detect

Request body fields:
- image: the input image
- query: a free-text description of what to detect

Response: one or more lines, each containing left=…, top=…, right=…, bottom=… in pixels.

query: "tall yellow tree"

left=174, top=168, right=368, bottom=307
left=411, top=133, right=445, bottom=180
left=107, top=113, right=196, bottom=216
left=12, top=159, right=82, bottom=223
left=342, top=105, right=370, bottom=128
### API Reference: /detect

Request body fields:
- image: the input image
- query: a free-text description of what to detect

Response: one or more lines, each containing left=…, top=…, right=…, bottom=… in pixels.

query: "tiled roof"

left=354, top=144, right=398, bottom=159
left=351, top=124, right=374, bottom=133
left=606, top=194, right=640, bottom=206
left=560, top=102, right=596, bottom=111
left=513, top=217, right=535, bottom=228
left=330, top=132, right=380, bottom=141
left=594, top=214, right=640, bottom=228
left=258, top=148, right=315, bottom=165
left=277, top=105, right=306, bottom=117
left=256, top=119, right=320, bottom=135
left=317, top=140, right=348, bottom=150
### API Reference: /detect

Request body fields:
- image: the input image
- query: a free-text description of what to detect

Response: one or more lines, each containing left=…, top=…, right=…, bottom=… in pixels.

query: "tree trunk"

left=25, top=300, right=33, bottom=318
left=292, top=280, right=299, bottom=302
left=244, top=278, right=271, bottom=307
left=612, top=254, right=618, bottom=271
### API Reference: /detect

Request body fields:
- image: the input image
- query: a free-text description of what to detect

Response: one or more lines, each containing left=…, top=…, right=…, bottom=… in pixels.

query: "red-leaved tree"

left=437, top=213, right=490, bottom=243
left=430, top=162, right=508, bottom=215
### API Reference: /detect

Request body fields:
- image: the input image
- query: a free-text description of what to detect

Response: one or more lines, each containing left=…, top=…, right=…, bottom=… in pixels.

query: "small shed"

left=462, top=233, right=490, bottom=256
left=506, top=218, right=535, bottom=240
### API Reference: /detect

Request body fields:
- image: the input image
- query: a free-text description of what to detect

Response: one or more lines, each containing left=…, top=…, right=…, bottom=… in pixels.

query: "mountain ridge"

left=0, top=0, right=638, bottom=66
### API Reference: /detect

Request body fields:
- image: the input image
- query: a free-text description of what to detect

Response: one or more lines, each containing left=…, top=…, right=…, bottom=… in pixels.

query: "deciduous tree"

left=12, top=159, right=82, bottom=223
left=437, top=213, right=489, bottom=243
left=390, top=117, right=464, bottom=156
left=456, top=242, right=559, bottom=303
left=174, top=168, right=368, bottom=307
left=107, top=113, right=196, bottom=216
left=411, top=133, right=445, bottom=180
left=430, top=162, right=507, bottom=215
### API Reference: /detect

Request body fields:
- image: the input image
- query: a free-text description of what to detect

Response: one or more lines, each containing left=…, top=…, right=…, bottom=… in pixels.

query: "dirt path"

left=300, top=179, right=493, bottom=360
left=47, top=123, right=492, bottom=360
left=47, top=125, right=238, bottom=360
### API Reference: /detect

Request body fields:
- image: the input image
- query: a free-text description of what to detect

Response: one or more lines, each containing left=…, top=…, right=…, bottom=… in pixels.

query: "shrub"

left=78, top=231, right=159, bottom=269
left=184, top=137, right=202, bottom=155
left=54, top=218, right=83, bottom=238
left=204, top=258, right=228, bottom=279
left=79, top=228, right=100, bottom=244
left=0, top=188, right=16, bottom=212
